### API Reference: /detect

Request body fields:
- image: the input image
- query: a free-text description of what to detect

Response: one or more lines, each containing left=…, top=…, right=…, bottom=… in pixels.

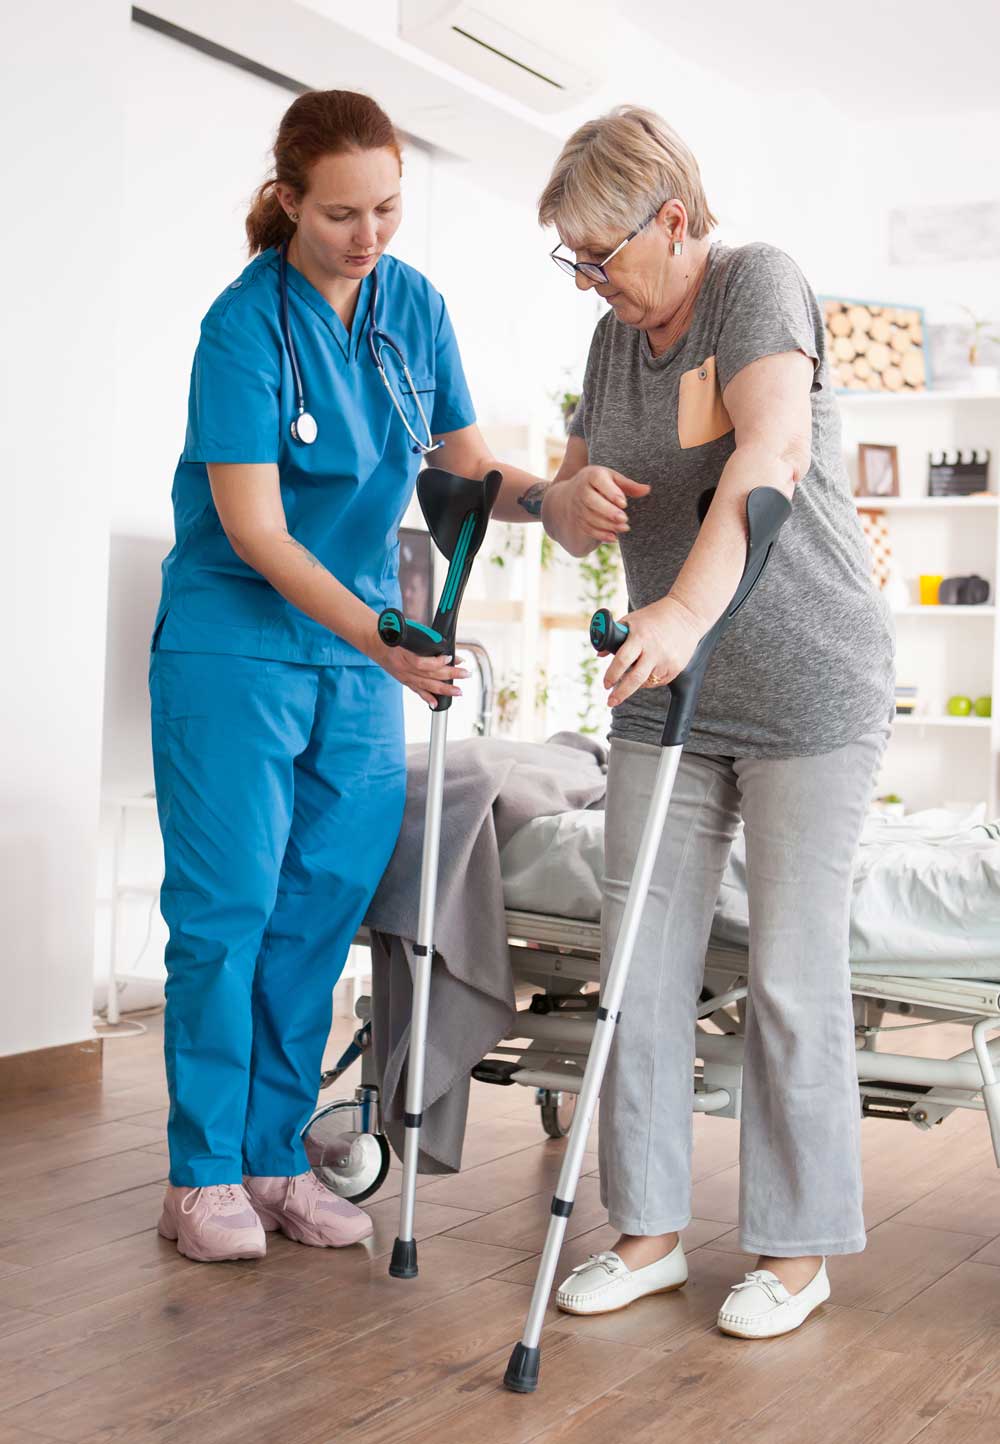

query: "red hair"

left=245, top=90, right=403, bottom=254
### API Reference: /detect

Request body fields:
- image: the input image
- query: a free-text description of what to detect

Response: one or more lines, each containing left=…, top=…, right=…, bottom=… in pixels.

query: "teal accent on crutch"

left=439, top=512, right=476, bottom=615
left=407, top=621, right=444, bottom=643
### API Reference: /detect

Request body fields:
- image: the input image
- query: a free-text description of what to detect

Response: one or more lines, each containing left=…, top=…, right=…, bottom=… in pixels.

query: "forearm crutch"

left=378, top=465, right=502, bottom=1280
left=503, top=484, right=791, bottom=1393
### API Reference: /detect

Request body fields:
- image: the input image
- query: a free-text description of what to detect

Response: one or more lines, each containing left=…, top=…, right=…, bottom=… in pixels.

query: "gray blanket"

left=366, top=732, right=607, bottom=1173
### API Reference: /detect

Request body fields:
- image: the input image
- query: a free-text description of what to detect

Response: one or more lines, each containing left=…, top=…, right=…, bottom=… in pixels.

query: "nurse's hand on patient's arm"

left=540, top=435, right=650, bottom=557
left=543, top=465, right=651, bottom=557
left=433, top=425, right=649, bottom=552
left=207, top=462, right=467, bottom=706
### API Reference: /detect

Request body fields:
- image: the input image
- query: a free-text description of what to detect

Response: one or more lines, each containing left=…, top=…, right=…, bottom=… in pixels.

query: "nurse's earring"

left=289, top=212, right=299, bottom=224
left=671, top=236, right=684, bottom=257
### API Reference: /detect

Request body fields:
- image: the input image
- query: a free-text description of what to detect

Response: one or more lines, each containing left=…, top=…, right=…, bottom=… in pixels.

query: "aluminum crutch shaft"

left=390, top=708, right=448, bottom=1276
left=504, top=745, right=681, bottom=1392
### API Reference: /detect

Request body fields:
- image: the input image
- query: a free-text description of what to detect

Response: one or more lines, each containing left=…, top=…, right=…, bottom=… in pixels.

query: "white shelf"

left=894, top=715, right=993, bottom=730
left=855, top=496, right=998, bottom=510
left=892, top=605, right=996, bottom=617
left=839, top=389, right=1000, bottom=405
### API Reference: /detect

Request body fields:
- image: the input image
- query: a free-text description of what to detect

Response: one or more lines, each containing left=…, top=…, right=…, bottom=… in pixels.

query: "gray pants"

left=599, top=729, right=888, bottom=1257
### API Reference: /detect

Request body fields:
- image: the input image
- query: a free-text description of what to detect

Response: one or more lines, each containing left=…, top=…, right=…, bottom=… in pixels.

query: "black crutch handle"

left=588, top=609, right=630, bottom=654
left=589, top=485, right=791, bottom=747
left=377, top=466, right=503, bottom=714
left=377, top=608, right=450, bottom=657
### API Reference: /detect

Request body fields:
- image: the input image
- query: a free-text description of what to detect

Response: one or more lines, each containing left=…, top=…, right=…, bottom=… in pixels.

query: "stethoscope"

left=279, top=241, right=442, bottom=455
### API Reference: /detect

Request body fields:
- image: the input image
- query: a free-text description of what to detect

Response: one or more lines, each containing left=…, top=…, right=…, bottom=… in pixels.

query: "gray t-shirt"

left=570, top=240, right=895, bottom=758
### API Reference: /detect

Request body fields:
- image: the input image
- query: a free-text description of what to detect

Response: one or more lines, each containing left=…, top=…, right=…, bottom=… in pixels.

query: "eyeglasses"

left=550, top=207, right=662, bottom=285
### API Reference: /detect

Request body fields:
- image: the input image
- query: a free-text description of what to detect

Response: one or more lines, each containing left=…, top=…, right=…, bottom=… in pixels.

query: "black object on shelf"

left=938, top=574, right=991, bottom=605
left=927, top=450, right=990, bottom=497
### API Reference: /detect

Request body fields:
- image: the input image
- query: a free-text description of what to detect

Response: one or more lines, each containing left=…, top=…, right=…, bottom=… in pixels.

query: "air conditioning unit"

left=399, top=0, right=607, bottom=113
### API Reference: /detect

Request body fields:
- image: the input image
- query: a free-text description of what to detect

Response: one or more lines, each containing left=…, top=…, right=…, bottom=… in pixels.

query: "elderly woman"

left=521, top=107, right=894, bottom=1339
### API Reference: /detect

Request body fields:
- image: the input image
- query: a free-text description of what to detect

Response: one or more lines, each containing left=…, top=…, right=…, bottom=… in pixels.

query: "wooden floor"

left=2, top=1006, right=1000, bottom=1444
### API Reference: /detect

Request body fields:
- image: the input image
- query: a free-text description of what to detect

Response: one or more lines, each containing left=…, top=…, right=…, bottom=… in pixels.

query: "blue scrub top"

left=154, top=249, right=476, bottom=665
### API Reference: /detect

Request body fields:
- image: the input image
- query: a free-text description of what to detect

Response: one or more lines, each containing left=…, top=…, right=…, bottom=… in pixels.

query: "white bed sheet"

left=500, top=806, right=1000, bottom=978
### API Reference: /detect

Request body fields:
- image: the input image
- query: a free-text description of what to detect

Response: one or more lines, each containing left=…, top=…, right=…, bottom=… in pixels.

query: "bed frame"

left=325, top=913, right=1000, bottom=1177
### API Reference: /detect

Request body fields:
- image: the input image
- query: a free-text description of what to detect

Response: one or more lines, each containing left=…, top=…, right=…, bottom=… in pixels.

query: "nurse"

left=153, top=89, right=634, bottom=1264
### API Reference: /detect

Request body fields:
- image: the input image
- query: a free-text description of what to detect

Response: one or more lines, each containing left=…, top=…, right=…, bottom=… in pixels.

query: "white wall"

left=112, top=20, right=433, bottom=540
left=0, top=1, right=128, bottom=1056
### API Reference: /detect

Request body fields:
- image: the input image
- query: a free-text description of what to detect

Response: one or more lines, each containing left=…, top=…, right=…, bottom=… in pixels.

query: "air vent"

left=400, top=1, right=606, bottom=113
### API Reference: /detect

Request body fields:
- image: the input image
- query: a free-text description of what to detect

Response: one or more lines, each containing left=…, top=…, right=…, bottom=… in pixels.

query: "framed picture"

left=398, top=526, right=435, bottom=623
left=818, top=296, right=930, bottom=393
left=857, top=443, right=900, bottom=498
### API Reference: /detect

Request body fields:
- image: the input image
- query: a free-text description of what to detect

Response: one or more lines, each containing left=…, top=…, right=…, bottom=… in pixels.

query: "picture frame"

left=818, top=295, right=931, bottom=393
left=857, top=443, right=900, bottom=498
left=397, top=526, right=435, bottom=623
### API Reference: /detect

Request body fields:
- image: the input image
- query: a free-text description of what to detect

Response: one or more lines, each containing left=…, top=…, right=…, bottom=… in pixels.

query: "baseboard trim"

left=0, top=1038, right=104, bottom=1097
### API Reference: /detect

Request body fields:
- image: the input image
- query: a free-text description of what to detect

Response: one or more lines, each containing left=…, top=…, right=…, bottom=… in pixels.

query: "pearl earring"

left=289, top=212, right=299, bottom=223
left=672, top=239, right=684, bottom=257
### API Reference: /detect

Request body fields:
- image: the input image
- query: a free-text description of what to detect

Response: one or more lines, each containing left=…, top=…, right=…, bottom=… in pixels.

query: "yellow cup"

left=919, top=574, right=942, bottom=605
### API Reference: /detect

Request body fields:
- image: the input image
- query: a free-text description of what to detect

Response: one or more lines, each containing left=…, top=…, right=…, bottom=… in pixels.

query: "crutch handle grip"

left=588, top=488, right=791, bottom=746
left=377, top=608, right=456, bottom=714
left=377, top=608, right=448, bottom=656
left=589, top=609, right=630, bottom=654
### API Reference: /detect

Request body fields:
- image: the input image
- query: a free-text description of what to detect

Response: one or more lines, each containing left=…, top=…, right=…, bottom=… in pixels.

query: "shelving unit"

left=442, top=400, right=1000, bottom=812
left=856, top=496, right=999, bottom=511
left=840, top=388, right=1000, bottom=813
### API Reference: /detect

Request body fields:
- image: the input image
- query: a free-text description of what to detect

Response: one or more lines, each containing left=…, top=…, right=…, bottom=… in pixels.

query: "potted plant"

left=548, top=367, right=582, bottom=436
left=494, top=676, right=520, bottom=735
left=958, top=305, right=1000, bottom=392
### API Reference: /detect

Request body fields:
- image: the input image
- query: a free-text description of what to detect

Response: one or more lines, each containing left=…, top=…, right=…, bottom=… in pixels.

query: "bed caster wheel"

left=302, top=1097, right=391, bottom=1203
left=537, top=1088, right=576, bottom=1139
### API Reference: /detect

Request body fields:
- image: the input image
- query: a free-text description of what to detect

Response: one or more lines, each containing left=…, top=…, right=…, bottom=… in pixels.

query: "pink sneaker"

left=244, top=1171, right=374, bottom=1248
left=158, top=1183, right=267, bottom=1263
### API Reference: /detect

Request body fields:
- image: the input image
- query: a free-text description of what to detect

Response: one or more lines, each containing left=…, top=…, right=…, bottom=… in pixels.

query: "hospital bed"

left=309, top=797, right=1000, bottom=1202
left=305, top=635, right=1000, bottom=1198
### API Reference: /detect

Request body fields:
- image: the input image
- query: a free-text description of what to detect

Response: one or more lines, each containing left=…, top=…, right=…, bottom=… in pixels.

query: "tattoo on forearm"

left=284, top=533, right=323, bottom=568
left=517, top=482, right=549, bottom=518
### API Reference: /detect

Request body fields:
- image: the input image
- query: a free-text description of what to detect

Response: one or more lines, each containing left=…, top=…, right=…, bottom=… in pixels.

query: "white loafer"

left=717, top=1260, right=830, bottom=1339
left=556, top=1240, right=688, bottom=1316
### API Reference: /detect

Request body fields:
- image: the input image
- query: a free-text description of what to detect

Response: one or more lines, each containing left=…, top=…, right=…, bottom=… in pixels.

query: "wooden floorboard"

left=0, top=1009, right=997, bottom=1443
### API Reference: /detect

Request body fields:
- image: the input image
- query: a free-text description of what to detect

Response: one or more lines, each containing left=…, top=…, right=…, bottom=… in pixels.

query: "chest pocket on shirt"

left=399, top=369, right=436, bottom=434
left=677, top=355, right=734, bottom=449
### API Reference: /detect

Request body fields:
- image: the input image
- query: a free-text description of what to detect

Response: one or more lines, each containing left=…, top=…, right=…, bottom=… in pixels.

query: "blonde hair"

left=537, top=105, right=717, bottom=249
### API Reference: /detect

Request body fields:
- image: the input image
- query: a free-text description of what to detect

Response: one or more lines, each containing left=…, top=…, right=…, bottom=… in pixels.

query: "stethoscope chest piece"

left=279, top=240, right=438, bottom=455
left=291, top=410, right=318, bottom=445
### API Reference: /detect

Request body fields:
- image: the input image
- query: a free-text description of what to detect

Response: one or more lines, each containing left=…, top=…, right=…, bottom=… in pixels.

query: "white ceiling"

left=623, top=0, right=999, bottom=116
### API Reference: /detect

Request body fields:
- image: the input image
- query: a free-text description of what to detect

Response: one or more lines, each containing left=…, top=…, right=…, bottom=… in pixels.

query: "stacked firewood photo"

left=822, top=299, right=927, bottom=392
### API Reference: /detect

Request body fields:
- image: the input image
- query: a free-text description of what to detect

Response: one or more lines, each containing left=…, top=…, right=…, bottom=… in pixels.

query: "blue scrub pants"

left=149, top=650, right=406, bottom=1187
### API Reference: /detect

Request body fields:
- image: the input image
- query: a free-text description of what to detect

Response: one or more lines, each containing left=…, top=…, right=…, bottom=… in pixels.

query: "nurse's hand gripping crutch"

left=503, top=484, right=792, bottom=1394
left=378, top=465, right=503, bottom=1280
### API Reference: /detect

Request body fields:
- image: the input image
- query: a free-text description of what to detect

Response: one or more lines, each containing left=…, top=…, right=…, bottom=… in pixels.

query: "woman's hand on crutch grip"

left=602, top=596, right=703, bottom=708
